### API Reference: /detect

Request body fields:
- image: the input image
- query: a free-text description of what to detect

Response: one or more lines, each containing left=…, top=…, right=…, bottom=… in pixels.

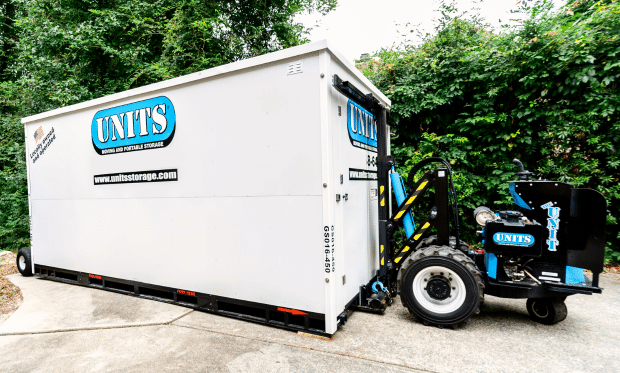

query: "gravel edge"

left=0, top=251, right=23, bottom=325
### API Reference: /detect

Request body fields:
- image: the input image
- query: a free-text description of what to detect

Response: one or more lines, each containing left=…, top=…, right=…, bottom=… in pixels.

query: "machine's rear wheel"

left=398, top=245, right=484, bottom=327
left=526, top=298, right=567, bottom=325
left=17, top=247, right=33, bottom=277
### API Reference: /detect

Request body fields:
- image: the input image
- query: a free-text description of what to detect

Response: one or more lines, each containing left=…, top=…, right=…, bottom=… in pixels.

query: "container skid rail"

left=33, top=264, right=331, bottom=336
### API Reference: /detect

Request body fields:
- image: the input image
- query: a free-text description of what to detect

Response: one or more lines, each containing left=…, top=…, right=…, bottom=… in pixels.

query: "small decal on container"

left=323, top=225, right=335, bottom=274
left=29, top=126, right=57, bottom=164
left=177, top=289, right=196, bottom=297
left=277, top=307, right=307, bottom=315
left=349, top=168, right=377, bottom=181
left=94, top=169, right=178, bottom=185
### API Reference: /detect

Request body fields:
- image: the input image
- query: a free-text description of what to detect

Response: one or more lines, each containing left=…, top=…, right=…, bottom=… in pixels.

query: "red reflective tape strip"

left=177, top=289, right=196, bottom=297
left=88, top=274, right=101, bottom=280
left=277, top=307, right=307, bottom=316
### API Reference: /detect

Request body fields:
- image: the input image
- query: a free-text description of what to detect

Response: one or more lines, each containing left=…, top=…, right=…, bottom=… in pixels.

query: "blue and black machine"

left=333, top=75, right=606, bottom=327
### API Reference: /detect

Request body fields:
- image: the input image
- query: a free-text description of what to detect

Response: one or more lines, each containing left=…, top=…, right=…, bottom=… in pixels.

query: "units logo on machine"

left=541, top=201, right=560, bottom=251
left=492, top=232, right=535, bottom=246
left=91, top=96, right=176, bottom=155
left=347, top=99, right=377, bottom=152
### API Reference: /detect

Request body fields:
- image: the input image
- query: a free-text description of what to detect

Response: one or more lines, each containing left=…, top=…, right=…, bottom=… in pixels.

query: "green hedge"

left=0, top=99, right=29, bottom=251
left=360, top=0, right=620, bottom=262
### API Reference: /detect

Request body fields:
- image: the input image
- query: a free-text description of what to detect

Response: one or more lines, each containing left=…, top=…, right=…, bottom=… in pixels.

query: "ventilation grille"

left=287, top=61, right=303, bottom=75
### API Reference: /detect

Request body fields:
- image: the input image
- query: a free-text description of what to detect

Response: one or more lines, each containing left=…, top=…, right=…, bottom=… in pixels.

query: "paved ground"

left=1, top=273, right=620, bottom=373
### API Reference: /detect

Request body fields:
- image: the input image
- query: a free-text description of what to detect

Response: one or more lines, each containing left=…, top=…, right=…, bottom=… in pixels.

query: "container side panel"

left=26, top=53, right=323, bottom=201
left=26, top=53, right=326, bottom=314
left=31, top=196, right=324, bottom=312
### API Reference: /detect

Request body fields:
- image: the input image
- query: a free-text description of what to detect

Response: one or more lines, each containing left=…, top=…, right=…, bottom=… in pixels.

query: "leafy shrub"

left=362, top=0, right=620, bottom=261
left=0, top=83, right=29, bottom=251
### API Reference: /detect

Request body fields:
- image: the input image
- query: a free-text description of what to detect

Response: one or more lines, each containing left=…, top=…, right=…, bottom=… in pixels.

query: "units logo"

left=92, top=96, right=176, bottom=155
left=540, top=201, right=560, bottom=251
left=347, top=99, right=377, bottom=152
left=492, top=232, right=535, bottom=246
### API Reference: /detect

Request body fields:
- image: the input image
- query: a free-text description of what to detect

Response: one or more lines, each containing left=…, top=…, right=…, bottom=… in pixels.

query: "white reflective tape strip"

left=541, top=272, right=558, bottom=277
left=539, top=276, right=561, bottom=282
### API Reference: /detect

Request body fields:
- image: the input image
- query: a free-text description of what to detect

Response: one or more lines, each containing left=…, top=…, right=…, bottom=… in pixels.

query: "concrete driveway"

left=1, top=273, right=619, bottom=373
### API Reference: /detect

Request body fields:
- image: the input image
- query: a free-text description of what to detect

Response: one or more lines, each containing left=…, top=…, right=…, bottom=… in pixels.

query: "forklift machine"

left=333, top=75, right=606, bottom=327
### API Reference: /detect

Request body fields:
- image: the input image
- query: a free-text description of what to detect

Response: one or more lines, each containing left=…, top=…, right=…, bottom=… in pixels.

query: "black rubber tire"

left=416, top=235, right=469, bottom=252
left=16, top=247, right=33, bottom=277
left=526, top=298, right=568, bottom=325
left=398, top=245, right=484, bottom=327
left=411, top=236, right=484, bottom=311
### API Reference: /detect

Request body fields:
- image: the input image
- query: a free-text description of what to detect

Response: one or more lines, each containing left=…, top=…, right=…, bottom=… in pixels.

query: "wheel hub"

left=532, top=300, right=550, bottom=318
left=412, top=265, right=466, bottom=315
left=426, top=277, right=451, bottom=300
left=18, top=255, right=26, bottom=271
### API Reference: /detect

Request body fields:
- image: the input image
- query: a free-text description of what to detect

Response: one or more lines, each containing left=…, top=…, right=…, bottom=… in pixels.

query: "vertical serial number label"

left=324, top=226, right=335, bottom=273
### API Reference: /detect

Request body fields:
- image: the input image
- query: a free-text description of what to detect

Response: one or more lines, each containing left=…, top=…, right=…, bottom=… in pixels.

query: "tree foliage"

left=12, top=0, right=335, bottom=113
left=0, top=88, right=27, bottom=250
left=0, top=0, right=336, bottom=251
left=361, top=0, right=620, bottom=261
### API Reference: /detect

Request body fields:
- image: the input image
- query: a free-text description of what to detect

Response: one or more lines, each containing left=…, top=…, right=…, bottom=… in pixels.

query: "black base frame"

left=34, top=264, right=330, bottom=336
left=485, top=277, right=602, bottom=299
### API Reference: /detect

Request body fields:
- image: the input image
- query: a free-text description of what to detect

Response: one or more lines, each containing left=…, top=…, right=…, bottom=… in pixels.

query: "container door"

left=338, top=97, right=379, bottom=304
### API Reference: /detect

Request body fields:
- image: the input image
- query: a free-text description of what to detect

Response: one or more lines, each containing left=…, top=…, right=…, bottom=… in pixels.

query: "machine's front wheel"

left=526, top=298, right=567, bottom=325
left=398, top=245, right=484, bottom=327
left=415, top=235, right=470, bottom=253
left=17, top=247, right=33, bottom=277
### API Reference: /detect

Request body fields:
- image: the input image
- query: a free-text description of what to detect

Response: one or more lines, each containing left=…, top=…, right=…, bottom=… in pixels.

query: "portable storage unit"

left=22, top=40, right=390, bottom=335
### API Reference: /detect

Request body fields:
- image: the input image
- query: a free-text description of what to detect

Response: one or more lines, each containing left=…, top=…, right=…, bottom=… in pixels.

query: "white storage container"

left=22, top=40, right=390, bottom=335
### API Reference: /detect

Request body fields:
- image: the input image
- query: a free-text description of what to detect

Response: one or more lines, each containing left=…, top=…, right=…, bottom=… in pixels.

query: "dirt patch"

left=604, top=263, right=620, bottom=274
left=603, top=263, right=620, bottom=281
left=0, top=251, right=22, bottom=323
